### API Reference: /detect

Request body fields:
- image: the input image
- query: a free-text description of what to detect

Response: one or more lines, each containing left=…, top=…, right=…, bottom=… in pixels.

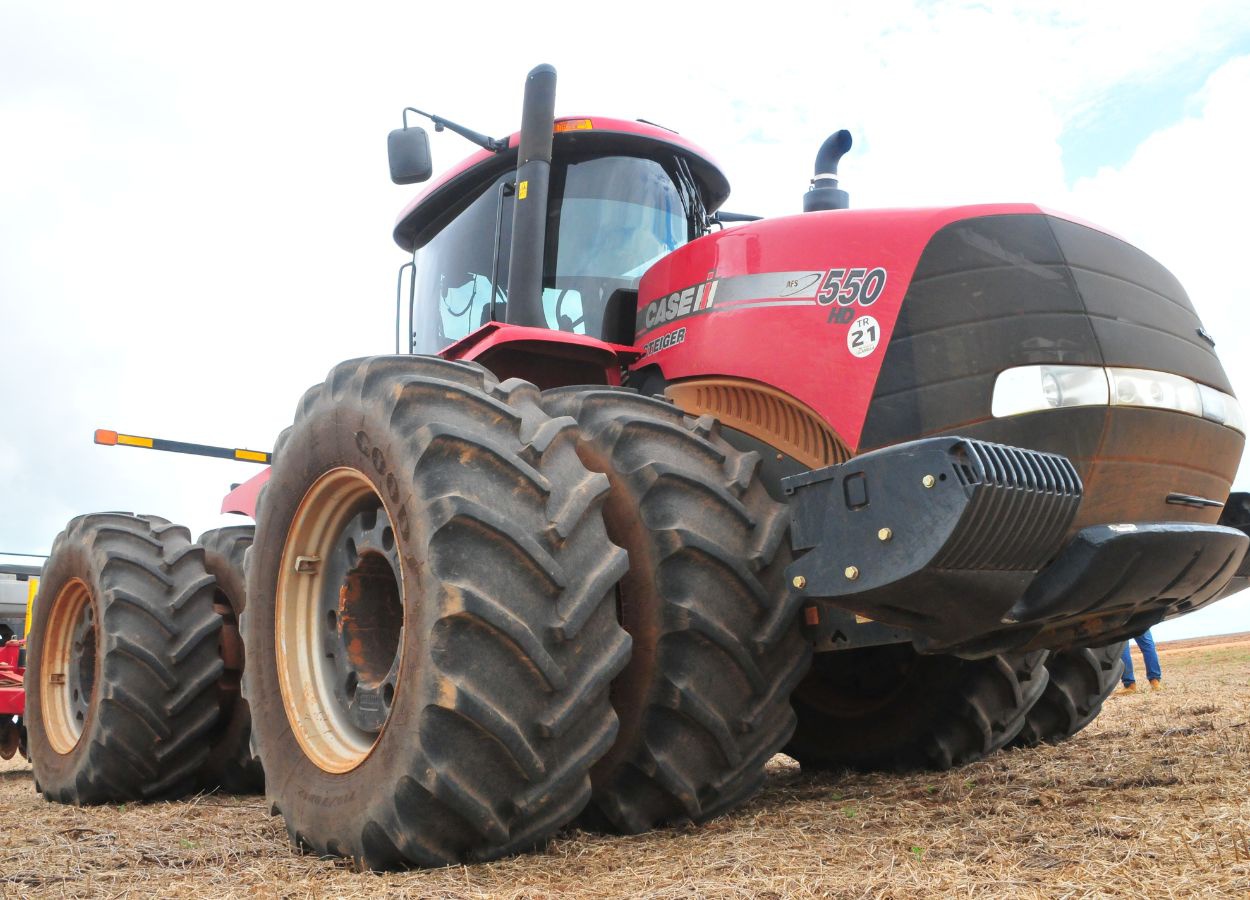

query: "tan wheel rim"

left=276, top=467, right=406, bottom=774
left=41, top=578, right=97, bottom=755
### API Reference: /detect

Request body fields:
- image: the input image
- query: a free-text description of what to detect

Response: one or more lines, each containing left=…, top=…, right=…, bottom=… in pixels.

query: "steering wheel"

left=555, top=288, right=584, bottom=333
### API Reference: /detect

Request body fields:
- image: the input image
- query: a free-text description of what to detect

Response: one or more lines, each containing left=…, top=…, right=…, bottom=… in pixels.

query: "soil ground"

left=3, top=634, right=1248, bottom=899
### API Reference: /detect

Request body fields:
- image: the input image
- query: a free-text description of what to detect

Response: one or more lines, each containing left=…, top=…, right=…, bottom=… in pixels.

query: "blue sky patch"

left=1061, top=38, right=1250, bottom=184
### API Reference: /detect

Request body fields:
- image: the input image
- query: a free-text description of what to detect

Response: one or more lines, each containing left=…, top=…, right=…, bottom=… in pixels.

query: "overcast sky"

left=2, top=2, right=1248, bottom=640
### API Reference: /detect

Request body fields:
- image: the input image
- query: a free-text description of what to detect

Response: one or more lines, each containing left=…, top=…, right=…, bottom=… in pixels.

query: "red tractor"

left=22, top=65, right=1249, bottom=869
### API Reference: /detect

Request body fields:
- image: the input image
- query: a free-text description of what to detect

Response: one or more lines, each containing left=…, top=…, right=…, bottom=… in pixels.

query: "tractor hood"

left=634, top=205, right=1243, bottom=535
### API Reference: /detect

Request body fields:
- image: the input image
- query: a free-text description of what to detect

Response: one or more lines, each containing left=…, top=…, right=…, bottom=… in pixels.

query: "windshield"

left=551, top=156, right=688, bottom=280
left=410, top=154, right=693, bottom=354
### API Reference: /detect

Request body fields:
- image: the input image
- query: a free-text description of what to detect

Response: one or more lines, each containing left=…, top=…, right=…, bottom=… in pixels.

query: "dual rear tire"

left=1012, top=642, right=1125, bottom=747
left=787, top=640, right=1125, bottom=772
left=241, top=361, right=809, bottom=867
left=787, top=644, right=1050, bottom=772
left=23, top=360, right=809, bottom=870
left=25, top=514, right=267, bottom=801
left=25, top=514, right=224, bottom=802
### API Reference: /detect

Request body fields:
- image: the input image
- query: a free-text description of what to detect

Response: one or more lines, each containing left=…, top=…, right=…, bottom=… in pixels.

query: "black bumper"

left=785, top=438, right=1248, bottom=656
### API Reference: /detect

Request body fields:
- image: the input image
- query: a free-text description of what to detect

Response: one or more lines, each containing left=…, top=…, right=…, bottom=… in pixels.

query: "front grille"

left=934, top=440, right=1082, bottom=571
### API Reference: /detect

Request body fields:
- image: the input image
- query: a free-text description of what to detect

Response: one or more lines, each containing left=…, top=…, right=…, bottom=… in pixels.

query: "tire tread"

left=542, top=387, right=811, bottom=834
left=28, top=512, right=223, bottom=804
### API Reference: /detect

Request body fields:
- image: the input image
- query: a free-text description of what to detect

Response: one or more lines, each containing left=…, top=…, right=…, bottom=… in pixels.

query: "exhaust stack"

left=505, top=64, right=558, bottom=328
left=803, top=129, right=853, bottom=212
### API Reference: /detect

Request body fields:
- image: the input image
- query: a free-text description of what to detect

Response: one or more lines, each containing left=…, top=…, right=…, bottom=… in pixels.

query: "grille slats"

left=935, top=439, right=1082, bottom=571
left=667, top=379, right=852, bottom=469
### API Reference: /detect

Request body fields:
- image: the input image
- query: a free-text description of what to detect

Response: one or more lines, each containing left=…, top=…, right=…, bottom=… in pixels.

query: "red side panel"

left=221, top=467, right=270, bottom=519
left=631, top=203, right=1050, bottom=450
left=441, top=322, right=639, bottom=389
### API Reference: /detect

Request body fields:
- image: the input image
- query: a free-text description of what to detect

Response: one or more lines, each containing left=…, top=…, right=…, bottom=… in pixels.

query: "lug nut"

left=922, top=474, right=936, bottom=488
left=792, top=575, right=807, bottom=590
left=844, top=565, right=859, bottom=581
left=877, top=527, right=893, bottom=541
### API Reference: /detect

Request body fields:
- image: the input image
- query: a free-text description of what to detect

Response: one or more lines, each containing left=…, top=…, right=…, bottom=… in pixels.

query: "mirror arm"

left=403, top=107, right=508, bottom=153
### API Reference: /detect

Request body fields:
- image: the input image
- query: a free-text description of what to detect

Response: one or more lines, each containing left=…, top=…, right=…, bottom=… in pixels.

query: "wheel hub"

left=322, top=508, right=402, bottom=735
left=276, top=468, right=406, bottom=773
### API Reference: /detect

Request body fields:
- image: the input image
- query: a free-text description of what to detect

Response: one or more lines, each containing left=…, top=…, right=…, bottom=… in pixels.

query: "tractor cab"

left=391, top=113, right=729, bottom=358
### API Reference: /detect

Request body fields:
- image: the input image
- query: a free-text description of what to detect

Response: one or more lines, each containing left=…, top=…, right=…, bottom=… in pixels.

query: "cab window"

left=410, top=153, right=696, bottom=355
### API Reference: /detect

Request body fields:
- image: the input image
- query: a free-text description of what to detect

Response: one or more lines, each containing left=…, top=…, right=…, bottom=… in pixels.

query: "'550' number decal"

left=815, top=267, right=887, bottom=306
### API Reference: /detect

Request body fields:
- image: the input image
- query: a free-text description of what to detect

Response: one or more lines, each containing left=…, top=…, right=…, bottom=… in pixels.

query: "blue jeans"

left=1121, top=630, right=1162, bottom=685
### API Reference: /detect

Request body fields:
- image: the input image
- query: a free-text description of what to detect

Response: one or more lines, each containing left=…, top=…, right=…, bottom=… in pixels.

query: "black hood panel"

left=861, top=213, right=1230, bottom=450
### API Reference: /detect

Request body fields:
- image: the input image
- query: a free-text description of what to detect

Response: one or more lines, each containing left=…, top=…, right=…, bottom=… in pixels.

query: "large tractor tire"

left=25, top=513, right=223, bottom=803
left=196, top=526, right=263, bottom=793
left=1011, top=642, right=1125, bottom=748
left=542, top=388, right=811, bottom=834
left=243, top=356, right=631, bottom=870
left=786, top=643, right=1049, bottom=772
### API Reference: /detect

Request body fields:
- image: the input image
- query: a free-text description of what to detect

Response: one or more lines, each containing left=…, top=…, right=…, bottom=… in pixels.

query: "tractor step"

left=784, top=438, right=1248, bottom=657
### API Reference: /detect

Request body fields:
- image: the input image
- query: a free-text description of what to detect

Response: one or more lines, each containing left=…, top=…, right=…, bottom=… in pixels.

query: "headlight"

left=990, top=365, right=1109, bottom=417
left=1106, top=368, right=1202, bottom=416
left=1198, top=383, right=1247, bottom=432
left=992, top=365, right=1244, bottom=434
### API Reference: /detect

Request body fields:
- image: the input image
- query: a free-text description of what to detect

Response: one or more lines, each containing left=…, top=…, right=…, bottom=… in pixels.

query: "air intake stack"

left=803, top=129, right=853, bottom=212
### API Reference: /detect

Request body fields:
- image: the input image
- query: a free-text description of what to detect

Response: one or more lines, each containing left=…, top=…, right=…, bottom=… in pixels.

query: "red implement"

left=0, top=640, right=25, bottom=717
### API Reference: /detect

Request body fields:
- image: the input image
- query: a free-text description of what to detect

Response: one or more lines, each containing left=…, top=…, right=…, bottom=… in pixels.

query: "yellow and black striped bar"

left=93, top=429, right=271, bottom=464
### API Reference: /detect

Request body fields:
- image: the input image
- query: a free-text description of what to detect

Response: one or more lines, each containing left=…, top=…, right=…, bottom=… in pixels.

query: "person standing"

left=1118, top=628, right=1162, bottom=693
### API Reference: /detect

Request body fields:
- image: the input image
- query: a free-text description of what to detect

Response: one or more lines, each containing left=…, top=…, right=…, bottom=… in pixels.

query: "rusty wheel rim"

left=40, top=578, right=97, bottom=755
left=276, top=468, right=405, bottom=774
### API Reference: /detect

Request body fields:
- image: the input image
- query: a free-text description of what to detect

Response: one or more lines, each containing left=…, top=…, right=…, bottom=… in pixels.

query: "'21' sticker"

left=847, top=315, right=880, bottom=358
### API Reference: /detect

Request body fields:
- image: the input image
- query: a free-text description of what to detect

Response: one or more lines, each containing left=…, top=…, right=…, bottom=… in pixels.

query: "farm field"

left=2, top=634, right=1248, bottom=899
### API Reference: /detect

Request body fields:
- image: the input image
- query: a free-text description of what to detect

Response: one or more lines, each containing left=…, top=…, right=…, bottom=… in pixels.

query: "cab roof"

left=392, top=116, right=730, bottom=253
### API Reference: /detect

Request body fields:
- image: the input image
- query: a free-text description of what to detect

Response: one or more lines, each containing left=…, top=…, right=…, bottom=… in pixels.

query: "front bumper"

left=785, top=437, right=1248, bottom=656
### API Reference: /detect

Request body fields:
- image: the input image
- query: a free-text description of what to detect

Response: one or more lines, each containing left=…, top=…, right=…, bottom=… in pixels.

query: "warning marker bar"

left=94, top=429, right=271, bottom=465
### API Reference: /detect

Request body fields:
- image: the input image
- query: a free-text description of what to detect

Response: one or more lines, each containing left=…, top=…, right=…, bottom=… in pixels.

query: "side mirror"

left=388, top=126, right=432, bottom=185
